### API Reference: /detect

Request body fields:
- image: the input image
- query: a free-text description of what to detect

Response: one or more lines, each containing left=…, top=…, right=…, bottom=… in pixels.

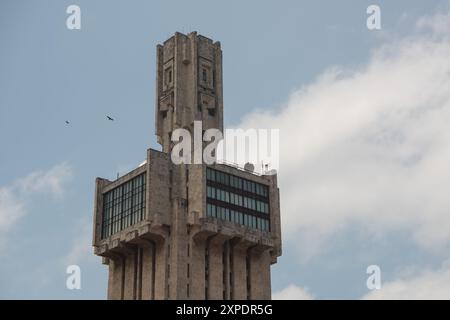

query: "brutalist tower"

left=92, top=32, right=282, bottom=300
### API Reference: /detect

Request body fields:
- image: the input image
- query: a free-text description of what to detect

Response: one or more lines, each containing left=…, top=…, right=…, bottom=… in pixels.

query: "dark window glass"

left=205, top=167, right=270, bottom=231
left=101, top=173, right=146, bottom=239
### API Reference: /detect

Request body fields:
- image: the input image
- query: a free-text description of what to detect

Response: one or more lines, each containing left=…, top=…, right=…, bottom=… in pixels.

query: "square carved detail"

left=160, top=91, right=173, bottom=112
left=200, top=92, right=216, bottom=110
left=163, top=60, right=174, bottom=91
left=198, top=57, right=214, bottom=89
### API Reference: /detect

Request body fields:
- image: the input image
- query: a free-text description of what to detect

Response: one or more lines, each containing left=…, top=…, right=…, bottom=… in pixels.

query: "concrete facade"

left=92, top=32, right=282, bottom=300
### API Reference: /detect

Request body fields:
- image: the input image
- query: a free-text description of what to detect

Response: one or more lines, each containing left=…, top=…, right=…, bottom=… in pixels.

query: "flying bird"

left=106, top=116, right=114, bottom=121
left=65, top=120, right=70, bottom=125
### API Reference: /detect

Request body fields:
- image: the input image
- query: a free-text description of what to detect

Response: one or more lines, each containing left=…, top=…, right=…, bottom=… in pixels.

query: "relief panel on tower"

left=159, top=91, right=173, bottom=114
left=163, top=60, right=174, bottom=92
left=199, top=92, right=216, bottom=116
left=198, top=57, right=214, bottom=90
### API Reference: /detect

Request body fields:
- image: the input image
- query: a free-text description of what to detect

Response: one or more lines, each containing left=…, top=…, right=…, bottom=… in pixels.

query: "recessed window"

left=202, top=68, right=207, bottom=82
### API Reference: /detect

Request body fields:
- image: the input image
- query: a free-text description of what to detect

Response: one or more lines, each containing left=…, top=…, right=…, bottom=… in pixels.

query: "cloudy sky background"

left=1, top=0, right=450, bottom=299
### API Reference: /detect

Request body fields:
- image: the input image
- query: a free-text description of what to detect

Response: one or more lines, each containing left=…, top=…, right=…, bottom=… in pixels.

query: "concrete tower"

left=92, top=32, right=282, bottom=300
left=155, top=32, right=223, bottom=153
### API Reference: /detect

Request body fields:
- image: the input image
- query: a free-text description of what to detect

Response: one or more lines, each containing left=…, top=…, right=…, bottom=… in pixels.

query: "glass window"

left=102, top=173, right=146, bottom=239
left=205, top=168, right=270, bottom=231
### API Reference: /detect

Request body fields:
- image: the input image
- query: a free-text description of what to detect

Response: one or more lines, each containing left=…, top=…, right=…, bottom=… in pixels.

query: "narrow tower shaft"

left=155, top=32, right=224, bottom=152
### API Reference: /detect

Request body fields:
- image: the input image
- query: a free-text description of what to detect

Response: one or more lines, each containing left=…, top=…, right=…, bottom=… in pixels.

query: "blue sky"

left=1, top=0, right=450, bottom=299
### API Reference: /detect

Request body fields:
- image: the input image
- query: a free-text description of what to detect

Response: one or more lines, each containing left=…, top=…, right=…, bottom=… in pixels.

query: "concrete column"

left=107, top=257, right=124, bottom=300
left=153, top=240, right=168, bottom=300
left=230, top=239, right=253, bottom=300
left=190, top=238, right=206, bottom=299
left=248, top=248, right=272, bottom=300
left=207, top=233, right=231, bottom=300
left=141, top=243, right=155, bottom=300
left=123, top=249, right=138, bottom=300
left=223, top=241, right=230, bottom=300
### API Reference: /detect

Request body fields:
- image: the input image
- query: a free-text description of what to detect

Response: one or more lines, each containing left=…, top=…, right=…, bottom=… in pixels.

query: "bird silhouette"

left=65, top=120, right=70, bottom=124
left=107, top=116, right=114, bottom=121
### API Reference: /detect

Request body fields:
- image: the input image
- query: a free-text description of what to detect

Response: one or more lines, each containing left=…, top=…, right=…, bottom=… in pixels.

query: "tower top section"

left=155, top=32, right=224, bottom=153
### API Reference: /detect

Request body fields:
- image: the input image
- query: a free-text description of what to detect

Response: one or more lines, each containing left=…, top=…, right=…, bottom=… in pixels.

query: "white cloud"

left=236, top=10, right=450, bottom=256
left=416, top=10, right=450, bottom=36
left=15, top=162, right=72, bottom=197
left=363, top=261, right=450, bottom=300
left=0, top=187, right=24, bottom=233
left=272, top=284, right=314, bottom=300
left=64, top=219, right=94, bottom=266
left=0, top=163, right=72, bottom=237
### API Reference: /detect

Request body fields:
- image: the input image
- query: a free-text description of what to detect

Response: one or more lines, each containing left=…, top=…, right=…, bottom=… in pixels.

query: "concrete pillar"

left=153, top=240, right=168, bottom=300
left=190, top=239, right=206, bottom=299
left=207, top=234, right=231, bottom=300
left=248, top=248, right=272, bottom=300
left=123, top=249, right=138, bottom=300
left=230, top=239, right=253, bottom=300
left=107, top=257, right=124, bottom=300
left=141, top=243, right=155, bottom=300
